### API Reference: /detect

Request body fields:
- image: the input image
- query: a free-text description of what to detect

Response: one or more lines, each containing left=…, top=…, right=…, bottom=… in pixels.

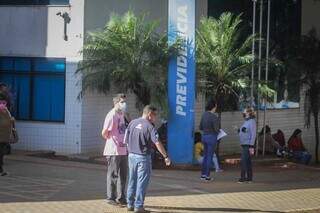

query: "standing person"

left=199, top=99, right=220, bottom=181
left=125, top=105, right=171, bottom=213
left=0, top=83, right=12, bottom=111
left=0, top=94, right=12, bottom=176
left=238, top=107, right=256, bottom=183
left=102, top=93, right=128, bottom=206
left=194, top=132, right=222, bottom=172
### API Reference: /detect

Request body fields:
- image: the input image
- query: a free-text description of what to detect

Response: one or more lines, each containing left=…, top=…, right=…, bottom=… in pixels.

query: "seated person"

left=288, top=129, right=312, bottom=165
left=272, top=129, right=286, bottom=147
left=194, top=132, right=222, bottom=172
left=272, top=129, right=287, bottom=156
left=257, top=125, right=280, bottom=154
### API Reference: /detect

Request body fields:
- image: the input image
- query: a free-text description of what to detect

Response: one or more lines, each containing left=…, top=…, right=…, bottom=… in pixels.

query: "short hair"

left=113, top=93, right=126, bottom=105
left=205, top=98, right=217, bottom=111
left=194, top=132, right=202, bottom=143
left=0, top=93, right=7, bottom=101
left=143, top=105, right=157, bottom=115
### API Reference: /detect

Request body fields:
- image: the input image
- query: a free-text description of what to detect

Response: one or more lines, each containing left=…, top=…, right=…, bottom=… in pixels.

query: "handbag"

left=6, top=109, right=19, bottom=144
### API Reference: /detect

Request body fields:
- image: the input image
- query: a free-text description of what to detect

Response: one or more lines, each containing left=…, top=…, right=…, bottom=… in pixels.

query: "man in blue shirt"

left=125, top=105, right=171, bottom=213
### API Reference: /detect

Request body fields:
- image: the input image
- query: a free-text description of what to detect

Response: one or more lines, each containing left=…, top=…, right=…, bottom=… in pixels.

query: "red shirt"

left=288, top=137, right=305, bottom=151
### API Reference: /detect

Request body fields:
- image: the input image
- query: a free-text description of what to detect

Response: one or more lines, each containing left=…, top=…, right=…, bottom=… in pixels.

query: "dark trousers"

left=106, top=155, right=128, bottom=202
left=0, top=143, right=8, bottom=173
left=293, top=151, right=312, bottom=165
left=240, top=145, right=253, bottom=181
left=0, top=153, right=3, bottom=173
left=201, top=134, right=218, bottom=178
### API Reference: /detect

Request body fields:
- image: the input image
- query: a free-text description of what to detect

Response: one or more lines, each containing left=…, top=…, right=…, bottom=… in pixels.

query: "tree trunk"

left=215, top=93, right=224, bottom=166
left=314, top=110, right=319, bottom=164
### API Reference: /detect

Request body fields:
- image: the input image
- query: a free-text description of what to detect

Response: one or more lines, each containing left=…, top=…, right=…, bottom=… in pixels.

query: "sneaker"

left=237, top=178, right=246, bottom=183
left=0, top=172, right=8, bottom=176
left=127, top=206, right=134, bottom=212
left=200, top=175, right=206, bottom=180
left=134, top=208, right=150, bottom=213
left=204, top=177, right=213, bottom=182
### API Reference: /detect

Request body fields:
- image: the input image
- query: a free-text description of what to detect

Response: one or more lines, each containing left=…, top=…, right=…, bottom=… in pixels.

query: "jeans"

left=293, top=151, right=312, bottom=165
left=240, top=145, right=252, bottom=181
left=106, top=155, right=128, bottom=203
left=127, top=153, right=152, bottom=209
left=201, top=134, right=218, bottom=177
left=196, top=153, right=220, bottom=171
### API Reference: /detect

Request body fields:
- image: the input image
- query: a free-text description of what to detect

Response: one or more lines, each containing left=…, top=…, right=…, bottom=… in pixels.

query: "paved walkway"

left=0, top=155, right=320, bottom=213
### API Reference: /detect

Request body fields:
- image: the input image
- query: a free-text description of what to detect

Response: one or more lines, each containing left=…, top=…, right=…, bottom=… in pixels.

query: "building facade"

left=0, top=0, right=319, bottom=156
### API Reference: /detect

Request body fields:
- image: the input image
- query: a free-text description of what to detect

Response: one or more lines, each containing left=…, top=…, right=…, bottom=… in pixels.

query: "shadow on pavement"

left=146, top=206, right=282, bottom=213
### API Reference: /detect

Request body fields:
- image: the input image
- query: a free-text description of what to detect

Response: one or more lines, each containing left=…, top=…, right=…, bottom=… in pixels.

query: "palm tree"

left=293, top=29, right=320, bottom=164
left=196, top=12, right=254, bottom=112
left=77, top=11, right=178, bottom=111
left=196, top=12, right=254, bottom=160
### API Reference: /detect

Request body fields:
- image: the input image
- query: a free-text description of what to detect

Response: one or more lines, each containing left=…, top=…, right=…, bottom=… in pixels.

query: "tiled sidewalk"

left=0, top=154, right=319, bottom=213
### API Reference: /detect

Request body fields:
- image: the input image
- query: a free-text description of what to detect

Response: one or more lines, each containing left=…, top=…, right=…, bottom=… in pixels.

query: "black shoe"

left=134, top=208, right=150, bottom=213
left=204, top=177, right=213, bottom=182
left=0, top=172, right=8, bottom=176
left=116, top=200, right=127, bottom=207
left=106, top=199, right=118, bottom=206
left=245, top=179, right=253, bottom=183
left=127, top=206, right=134, bottom=212
left=237, top=178, right=246, bottom=183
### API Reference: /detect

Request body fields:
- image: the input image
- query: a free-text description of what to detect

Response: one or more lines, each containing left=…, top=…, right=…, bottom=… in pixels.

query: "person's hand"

left=164, top=157, right=171, bottom=166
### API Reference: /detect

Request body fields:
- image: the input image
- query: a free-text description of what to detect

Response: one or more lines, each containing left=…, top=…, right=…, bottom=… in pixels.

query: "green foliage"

left=196, top=12, right=254, bottom=111
left=258, top=82, right=276, bottom=102
left=290, top=28, right=320, bottom=163
left=77, top=11, right=179, bottom=112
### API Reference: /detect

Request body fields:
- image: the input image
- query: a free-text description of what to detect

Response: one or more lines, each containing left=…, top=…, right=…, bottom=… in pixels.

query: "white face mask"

left=118, top=102, right=127, bottom=112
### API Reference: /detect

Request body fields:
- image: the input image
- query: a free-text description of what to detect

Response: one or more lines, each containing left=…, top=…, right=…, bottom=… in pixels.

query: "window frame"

left=0, top=56, right=66, bottom=123
left=0, top=0, right=70, bottom=6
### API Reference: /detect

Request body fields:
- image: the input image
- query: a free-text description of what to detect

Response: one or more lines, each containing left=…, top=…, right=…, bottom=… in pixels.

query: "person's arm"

left=155, top=142, right=168, bottom=159
left=101, top=113, right=114, bottom=140
left=151, top=127, right=171, bottom=166
left=212, top=114, right=220, bottom=133
left=249, top=120, right=257, bottom=146
left=124, top=123, right=131, bottom=145
left=155, top=142, right=171, bottom=166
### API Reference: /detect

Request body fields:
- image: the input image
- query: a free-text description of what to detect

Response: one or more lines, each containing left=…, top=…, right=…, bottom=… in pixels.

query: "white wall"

left=80, top=0, right=208, bottom=154
left=0, top=0, right=85, bottom=154
left=217, top=109, right=316, bottom=155
left=196, top=87, right=317, bottom=156
left=80, top=90, right=140, bottom=154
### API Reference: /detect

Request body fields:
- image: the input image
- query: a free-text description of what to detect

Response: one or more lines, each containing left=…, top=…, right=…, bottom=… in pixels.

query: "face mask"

left=118, top=102, right=127, bottom=112
left=0, top=102, right=7, bottom=110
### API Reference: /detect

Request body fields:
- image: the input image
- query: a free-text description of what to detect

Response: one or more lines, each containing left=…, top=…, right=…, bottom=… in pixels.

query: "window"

left=0, top=0, right=69, bottom=5
left=0, top=57, right=66, bottom=122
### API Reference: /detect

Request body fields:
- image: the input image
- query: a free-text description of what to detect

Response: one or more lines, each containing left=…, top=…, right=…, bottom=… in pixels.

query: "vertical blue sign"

left=168, top=0, right=195, bottom=164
